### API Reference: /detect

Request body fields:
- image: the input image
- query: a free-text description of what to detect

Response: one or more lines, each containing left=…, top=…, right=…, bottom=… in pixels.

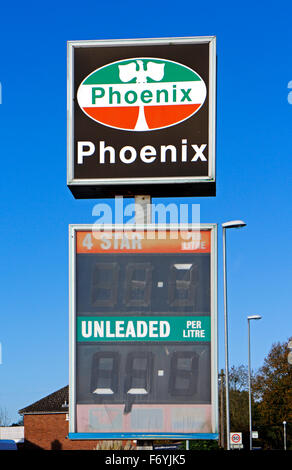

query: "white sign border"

left=68, top=223, right=218, bottom=439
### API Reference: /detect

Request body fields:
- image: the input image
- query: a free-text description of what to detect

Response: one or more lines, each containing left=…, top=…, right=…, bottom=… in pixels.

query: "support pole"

left=219, top=369, right=225, bottom=448
left=223, top=227, right=230, bottom=450
left=134, top=195, right=151, bottom=225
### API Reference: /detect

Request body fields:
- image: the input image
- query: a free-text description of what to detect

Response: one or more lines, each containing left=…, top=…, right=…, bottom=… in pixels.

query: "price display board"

left=68, top=224, right=218, bottom=439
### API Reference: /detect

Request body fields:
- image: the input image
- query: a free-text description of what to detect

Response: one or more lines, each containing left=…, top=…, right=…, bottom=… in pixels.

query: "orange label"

left=76, top=230, right=211, bottom=254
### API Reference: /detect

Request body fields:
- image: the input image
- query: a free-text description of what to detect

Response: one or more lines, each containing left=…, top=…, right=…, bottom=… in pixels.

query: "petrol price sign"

left=68, top=224, right=218, bottom=439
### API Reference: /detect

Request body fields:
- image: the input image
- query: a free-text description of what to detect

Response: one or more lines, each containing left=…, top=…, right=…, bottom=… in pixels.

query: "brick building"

left=19, top=386, right=98, bottom=450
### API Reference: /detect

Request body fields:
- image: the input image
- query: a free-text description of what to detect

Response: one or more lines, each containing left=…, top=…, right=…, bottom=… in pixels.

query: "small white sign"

left=252, top=431, right=258, bottom=439
left=230, top=432, right=242, bottom=445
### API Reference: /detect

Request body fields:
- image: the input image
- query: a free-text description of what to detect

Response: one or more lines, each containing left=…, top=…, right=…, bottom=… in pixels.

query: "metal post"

left=222, top=227, right=230, bottom=450
left=247, top=315, right=262, bottom=451
left=220, top=369, right=225, bottom=448
left=134, top=195, right=151, bottom=225
left=248, top=319, right=252, bottom=451
left=283, top=421, right=287, bottom=451
left=222, top=221, right=246, bottom=450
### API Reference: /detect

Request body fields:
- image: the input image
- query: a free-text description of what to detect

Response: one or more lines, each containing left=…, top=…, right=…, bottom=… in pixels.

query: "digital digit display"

left=69, top=226, right=218, bottom=439
left=77, top=254, right=210, bottom=313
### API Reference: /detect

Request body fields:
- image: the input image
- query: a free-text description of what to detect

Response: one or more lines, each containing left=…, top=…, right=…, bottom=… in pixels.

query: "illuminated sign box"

left=67, top=37, right=216, bottom=198
left=68, top=224, right=218, bottom=439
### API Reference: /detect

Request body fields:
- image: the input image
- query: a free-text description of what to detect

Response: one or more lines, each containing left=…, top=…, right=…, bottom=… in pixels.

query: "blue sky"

left=0, top=0, right=291, bottom=424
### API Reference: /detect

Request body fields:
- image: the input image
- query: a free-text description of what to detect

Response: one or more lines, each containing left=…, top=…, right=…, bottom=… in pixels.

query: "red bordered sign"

left=230, top=432, right=242, bottom=445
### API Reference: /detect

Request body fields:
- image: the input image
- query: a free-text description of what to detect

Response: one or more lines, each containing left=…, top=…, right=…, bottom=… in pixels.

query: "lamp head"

left=247, top=315, right=262, bottom=321
left=222, top=220, right=246, bottom=229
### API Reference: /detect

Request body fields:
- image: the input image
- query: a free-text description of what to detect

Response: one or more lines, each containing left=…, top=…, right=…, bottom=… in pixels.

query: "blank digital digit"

left=123, top=263, right=153, bottom=307
left=91, top=352, right=119, bottom=395
left=124, top=351, right=153, bottom=394
left=168, top=263, right=199, bottom=308
left=91, top=262, right=119, bottom=307
left=169, top=351, right=198, bottom=396
left=124, top=351, right=153, bottom=413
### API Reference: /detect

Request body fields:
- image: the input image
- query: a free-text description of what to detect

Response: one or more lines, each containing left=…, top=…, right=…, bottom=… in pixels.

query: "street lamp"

left=247, top=315, right=262, bottom=451
left=222, top=220, right=246, bottom=450
left=283, top=421, right=287, bottom=450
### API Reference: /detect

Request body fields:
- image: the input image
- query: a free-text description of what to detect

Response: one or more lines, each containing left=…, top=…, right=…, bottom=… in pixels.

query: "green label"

left=77, top=316, right=210, bottom=342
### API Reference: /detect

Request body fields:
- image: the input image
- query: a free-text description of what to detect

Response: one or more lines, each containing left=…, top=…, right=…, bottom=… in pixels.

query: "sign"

left=67, top=37, right=216, bottom=198
left=68, top=224, right=218, bottom=439
left=230, top=432, right=242, bottom=445
left=230, top=432, right=243, bottom=449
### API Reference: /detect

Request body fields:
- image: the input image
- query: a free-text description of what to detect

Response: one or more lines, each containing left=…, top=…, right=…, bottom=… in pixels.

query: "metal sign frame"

left=67, top=36, right=216, bottom=198
left=68, top=223, right=218, bottom=440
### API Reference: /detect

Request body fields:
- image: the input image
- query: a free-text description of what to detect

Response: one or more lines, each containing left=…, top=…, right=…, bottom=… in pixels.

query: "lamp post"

left=283, top=421, right=287, bottom=451
left=222, top=220, right=246, bottom=450
left=247, top=315, right=262, bottom=451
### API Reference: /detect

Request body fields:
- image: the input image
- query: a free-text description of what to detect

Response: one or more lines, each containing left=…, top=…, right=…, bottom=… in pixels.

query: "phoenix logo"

left=77, top=58, right=207, bottom=131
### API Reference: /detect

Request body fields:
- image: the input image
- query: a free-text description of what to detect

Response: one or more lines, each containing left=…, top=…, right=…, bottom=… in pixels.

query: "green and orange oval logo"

left=77, top=58, right=207, bottom=132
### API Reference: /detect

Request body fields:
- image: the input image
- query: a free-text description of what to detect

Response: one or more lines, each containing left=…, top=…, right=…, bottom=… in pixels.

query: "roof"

left=19, top=386, right=69, bottom=414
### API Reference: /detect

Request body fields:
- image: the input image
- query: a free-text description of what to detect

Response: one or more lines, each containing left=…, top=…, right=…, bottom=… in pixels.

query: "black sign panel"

left=67, top=37, right=216, bottom=198
left=77, top=344, right=211, bottom=412
left=76, top=252, right=211, bottom=413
